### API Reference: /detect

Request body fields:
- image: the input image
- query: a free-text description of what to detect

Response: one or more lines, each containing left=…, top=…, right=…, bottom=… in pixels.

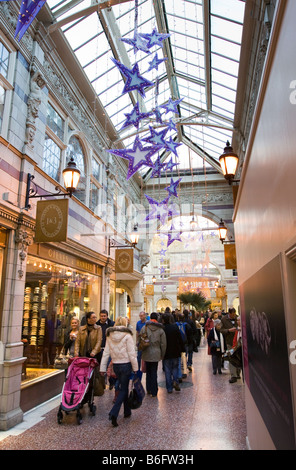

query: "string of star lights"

left=106, top=0, right=187, bottom=266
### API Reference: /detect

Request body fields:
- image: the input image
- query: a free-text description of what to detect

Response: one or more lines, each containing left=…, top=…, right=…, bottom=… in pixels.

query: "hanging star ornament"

left=13, top=0, right=47, bottom=40
left=120, top=31, right=150, bottom=54
left=167, top=225, right=183, bottom=247
left=140, top=28, right=170, bottom=48
left=153, top=106, right=164, bottom=124
left=145, top=195, right=179, bottom=225
left=161, top=97, right=184, bottom=115
left=147, top=53, right=168, bottom=72
left=141, top=126, right=168, bottom=148
left=165, top=178, right=182, bottom=197
left=107, top=136, right=158, bottom=180
left=165, top=137, right=182, bottom=156
left=121, top=102, right=151, bottom=130
left=165, top=157, right=179, bottom=172
left=149, top=156, right=167, bottom=178
left=111, top=58, right=154, bottom=98
left=166, top=118, right=178, bottom=132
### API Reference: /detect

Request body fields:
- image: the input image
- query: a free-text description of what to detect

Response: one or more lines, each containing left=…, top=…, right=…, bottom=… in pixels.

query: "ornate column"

left=24, top=65, right=46, bottom=152
left=0, top=217, right=34, bottom=430
left=101, top=261, right=113, bottom=313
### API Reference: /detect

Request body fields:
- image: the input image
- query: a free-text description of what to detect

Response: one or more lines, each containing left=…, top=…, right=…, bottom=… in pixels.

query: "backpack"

left=176, top=321, right=187, bottom=344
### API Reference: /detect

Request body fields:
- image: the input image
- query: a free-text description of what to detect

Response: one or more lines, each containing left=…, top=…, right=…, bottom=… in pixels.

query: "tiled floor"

left=0, top=337, right=247, bottom=451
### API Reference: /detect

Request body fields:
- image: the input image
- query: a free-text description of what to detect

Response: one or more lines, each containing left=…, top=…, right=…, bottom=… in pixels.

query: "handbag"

left=210, top=340, right=220, bottom=349
left=54, top=348, right=70, bottom=369
left=128, top=375, right=145, bottom=409
left=94, top=372, right=106, bottom=396
left=138, top=326, right=150, bottom=351
left=107, top=360, right=117, bottom=379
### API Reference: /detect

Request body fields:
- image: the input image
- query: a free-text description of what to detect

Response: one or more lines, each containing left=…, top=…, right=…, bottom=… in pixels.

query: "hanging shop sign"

left=115, top=248, right=134, bottom=273
left=145, top=284, right=154, bottom=296
left=35, top=199, right=68, bottom=243
left=216, top=287, right=226, bottom=298
left=224, top=243, right=237, bottom=269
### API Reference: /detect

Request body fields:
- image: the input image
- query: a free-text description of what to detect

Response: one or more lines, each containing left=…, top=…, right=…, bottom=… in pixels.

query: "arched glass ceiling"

left=46, top=0, right=245, bottom=178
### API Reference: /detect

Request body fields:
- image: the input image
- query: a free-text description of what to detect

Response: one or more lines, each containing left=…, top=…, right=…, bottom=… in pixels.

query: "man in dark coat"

left=162, top=313, right=185, bottom=393
left=220, top=307, right=239, bottom=383
left=96, top=309, right=115, bottom=364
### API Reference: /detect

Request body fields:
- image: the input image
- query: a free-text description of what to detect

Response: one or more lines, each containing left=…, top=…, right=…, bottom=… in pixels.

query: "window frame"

left=0, top=32, right=16, bottom=139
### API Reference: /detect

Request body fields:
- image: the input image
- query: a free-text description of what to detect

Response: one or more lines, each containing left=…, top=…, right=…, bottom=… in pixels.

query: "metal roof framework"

left=46, top=0, right=245, bottom=181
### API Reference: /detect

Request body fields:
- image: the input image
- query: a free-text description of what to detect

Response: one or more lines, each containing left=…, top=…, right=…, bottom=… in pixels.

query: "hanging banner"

left=224, top=243, right=237, bottom=269
left=115, top=248, right=134, bottom=273
left=145, top=284, right=154, bottom=296
left=216, top=287, right=226, bottom=298
left=35, top=199, right=69, bottom=243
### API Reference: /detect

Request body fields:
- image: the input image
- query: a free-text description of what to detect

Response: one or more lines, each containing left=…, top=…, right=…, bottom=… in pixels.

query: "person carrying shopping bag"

left=139, top=312, right=166, bottom=397
left=100, top=316, right=138, bottom=427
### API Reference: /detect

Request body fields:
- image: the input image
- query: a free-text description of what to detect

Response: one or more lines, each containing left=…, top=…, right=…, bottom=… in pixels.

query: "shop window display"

left=22, top=255, right=101, bottom=382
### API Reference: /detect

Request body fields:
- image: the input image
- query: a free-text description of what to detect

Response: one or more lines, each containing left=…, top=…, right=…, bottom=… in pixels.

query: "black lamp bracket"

left=108, top=237, right=136, bottom=256
left=25, top=173, right=70, bottom=209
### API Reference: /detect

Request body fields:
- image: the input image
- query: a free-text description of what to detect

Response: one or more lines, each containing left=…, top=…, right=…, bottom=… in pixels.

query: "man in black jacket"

left=220, top=307, right=239, bottom=383
left=162, top=313, right=185, bottom=393
left=96, top=309, right=115, bottom=364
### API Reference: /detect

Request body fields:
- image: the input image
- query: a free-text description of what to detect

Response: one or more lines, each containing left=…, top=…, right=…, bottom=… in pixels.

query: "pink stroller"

left=57, top=357, right=98, bottom=425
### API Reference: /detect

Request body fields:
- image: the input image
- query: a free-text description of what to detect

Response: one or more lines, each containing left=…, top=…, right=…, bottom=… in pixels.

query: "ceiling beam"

left=202, top=0, right=212, bottom=111
left=47, top=0, right=133, bottom=33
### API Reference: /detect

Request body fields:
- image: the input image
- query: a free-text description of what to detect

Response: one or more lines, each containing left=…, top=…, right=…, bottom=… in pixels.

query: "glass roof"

left=46, top=0, right=245, bottom=179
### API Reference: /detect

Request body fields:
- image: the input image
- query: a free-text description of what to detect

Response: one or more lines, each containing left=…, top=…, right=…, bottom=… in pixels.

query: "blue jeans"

left=163, top=358, right=179, bottom=392
left=145, top=361, right=158, bottom=396
left=109, top=363, right=132, bottom=418
left=137, top=349, right=142, bottom=370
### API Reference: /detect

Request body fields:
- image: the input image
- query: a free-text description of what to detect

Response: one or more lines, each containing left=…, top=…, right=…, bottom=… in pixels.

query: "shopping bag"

left=94, top=372, right=106, bottom=396
left=128, top=374, right=145, bottom=409
left=54, top=349, right=70, bottom=369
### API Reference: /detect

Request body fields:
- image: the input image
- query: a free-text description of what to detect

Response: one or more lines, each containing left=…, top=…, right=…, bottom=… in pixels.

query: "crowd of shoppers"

left=62, top=305, right=242, bottom=427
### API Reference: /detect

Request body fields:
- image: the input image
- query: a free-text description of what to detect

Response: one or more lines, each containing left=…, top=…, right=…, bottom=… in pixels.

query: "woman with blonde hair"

left=100, top=316, right=138, bottom=427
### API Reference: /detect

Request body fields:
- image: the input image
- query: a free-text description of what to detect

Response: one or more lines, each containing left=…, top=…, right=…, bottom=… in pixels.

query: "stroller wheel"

left=90, top=403, right=96, bottom=416
left=76, top=411, right=82, bottom=425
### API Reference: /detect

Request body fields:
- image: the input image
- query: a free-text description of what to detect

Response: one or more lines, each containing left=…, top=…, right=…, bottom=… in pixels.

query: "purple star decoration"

left=107, top=136, right=159, bottom=180
left=120, top=31, right=150, bottom=54
left=147, top=53, right=168, bottom=72
left=1, top=0, right=47, bottom=40
left=149, top=156, right=167, bottom=178
left=142, top=126, right=168, bottom=148
left=111, top=58, right=154, bottom=98
left=161, top=97, right=184, bottom=115
left=140, top=28, right=170, bottom=48
left=165, top=178, right=182, bottom=197
left=121, top=102, right=151, bottom=130
left=167, top=225, right=183, bottom=247
left=145, top=195, right=179, bottom=225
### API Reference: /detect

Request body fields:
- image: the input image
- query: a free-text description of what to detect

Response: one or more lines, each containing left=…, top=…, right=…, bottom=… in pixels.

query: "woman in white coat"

left=100, top=316, right=138, bottom=427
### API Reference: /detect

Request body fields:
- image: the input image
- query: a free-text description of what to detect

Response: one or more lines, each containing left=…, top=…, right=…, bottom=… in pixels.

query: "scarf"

left=214, top=328, right=225, bottom=353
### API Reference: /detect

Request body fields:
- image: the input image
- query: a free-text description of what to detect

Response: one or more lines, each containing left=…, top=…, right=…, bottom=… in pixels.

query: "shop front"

left=20, top=243, right=102, bottom=411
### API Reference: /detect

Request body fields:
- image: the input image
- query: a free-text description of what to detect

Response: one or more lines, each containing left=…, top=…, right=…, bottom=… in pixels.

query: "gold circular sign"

left=117, top=250, right=133, bottom=272
left=40, top=203, right=64, bottom=239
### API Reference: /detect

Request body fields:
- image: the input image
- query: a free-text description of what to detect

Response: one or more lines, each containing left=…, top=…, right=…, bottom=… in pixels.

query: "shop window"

left=46, top=102, right=64, bottom=140
left=21, top=255, right=101, bottom=382
left=0, top=41, right=13, bottom=134
left=42, top=134, right=62, bottom=181
left=92, top=157, right=100, bottom=181
left=0, top=83, right=5, bottom=129
left=67, top=136, right=86, bottom=204
left=90, top=182, right=100, bottom=213
left=89, top=156, right=102, bottom=213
